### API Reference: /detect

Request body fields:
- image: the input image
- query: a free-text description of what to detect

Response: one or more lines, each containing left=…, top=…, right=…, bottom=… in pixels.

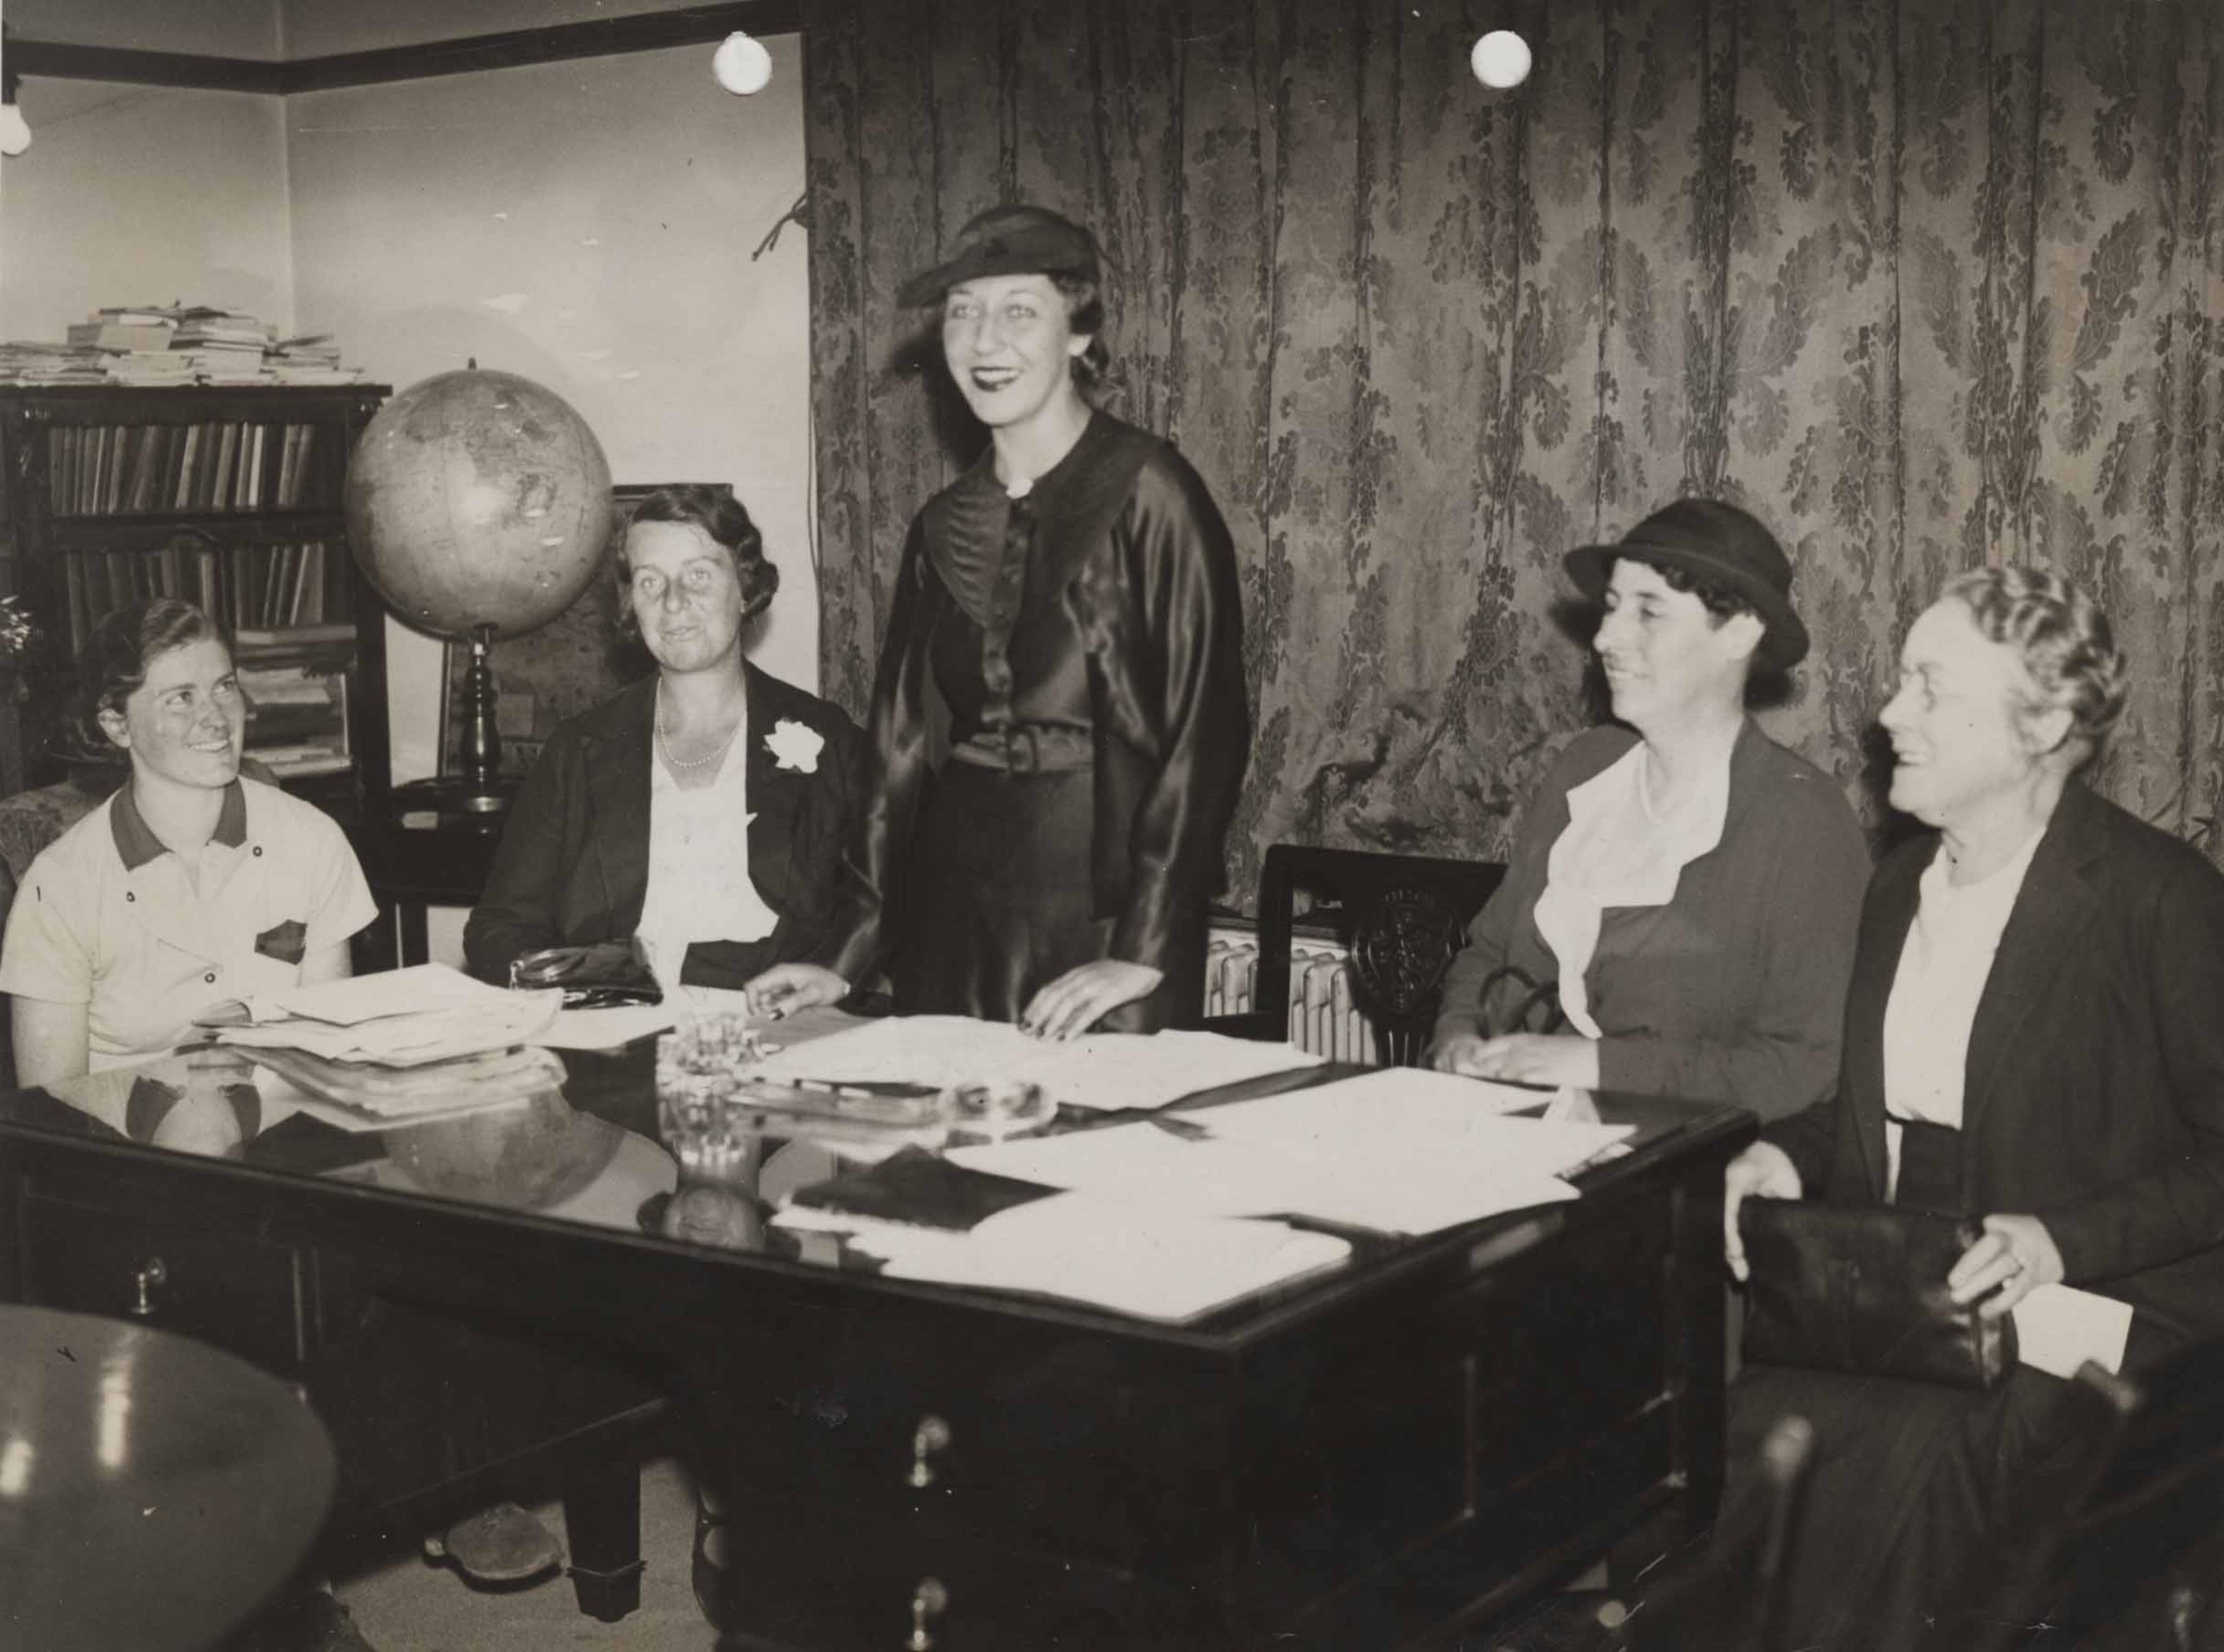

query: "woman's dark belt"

left=948, top=724, right=1094, bottom=774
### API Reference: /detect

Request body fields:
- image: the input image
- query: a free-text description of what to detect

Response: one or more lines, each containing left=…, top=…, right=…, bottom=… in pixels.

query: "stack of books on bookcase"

left=60, top=541, right=354, bottom=659
left=236, top=623, right=354, bottom=781
left=43, top=420, right=326, bottom=516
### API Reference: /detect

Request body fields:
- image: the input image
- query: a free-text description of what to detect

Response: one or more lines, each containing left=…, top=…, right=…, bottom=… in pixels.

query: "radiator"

left=1205, top=934, right=1380, bottom=1063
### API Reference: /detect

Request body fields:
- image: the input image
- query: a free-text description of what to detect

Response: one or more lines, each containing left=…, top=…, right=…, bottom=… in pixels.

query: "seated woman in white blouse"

left=464, top=485, right=862, bottom=998
left=0, top=599, right=377, bottom=1085
left=1428, top=499, right=1869, bottom=1119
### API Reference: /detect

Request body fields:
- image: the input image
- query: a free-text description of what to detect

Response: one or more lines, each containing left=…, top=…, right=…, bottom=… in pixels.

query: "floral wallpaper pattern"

left=804, top=0, right=2224, bottom=906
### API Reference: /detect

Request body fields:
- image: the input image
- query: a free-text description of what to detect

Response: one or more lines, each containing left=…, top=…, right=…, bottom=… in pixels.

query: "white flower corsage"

left=764, top=718, right=824, bottom=773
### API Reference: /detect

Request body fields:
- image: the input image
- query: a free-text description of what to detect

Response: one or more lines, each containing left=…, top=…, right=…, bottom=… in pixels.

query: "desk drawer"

left=718, top=1489, right=1195, bottom=1652
left=1449, top=1194, right=1672, bottom=1489
left=14, top=1187, right=305, bottom=1374
left=693, top=1328, right=1233, bottom=1580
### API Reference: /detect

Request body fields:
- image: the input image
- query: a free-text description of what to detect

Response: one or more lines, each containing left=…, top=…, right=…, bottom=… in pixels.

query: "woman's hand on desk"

left=1021, top=960, right=1163, bottom=1041
left=1435, top=1032, right=1600, bottom=1091
left=1722, top=1142, right=1803, bottom=1282
left=1947, top=1214, right=2064, bottom=1319
left=744, top=963, right=850, bottom=1021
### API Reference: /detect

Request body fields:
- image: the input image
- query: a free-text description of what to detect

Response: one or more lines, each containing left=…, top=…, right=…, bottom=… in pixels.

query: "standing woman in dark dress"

left=747, top=205, right=1248, bottom=1036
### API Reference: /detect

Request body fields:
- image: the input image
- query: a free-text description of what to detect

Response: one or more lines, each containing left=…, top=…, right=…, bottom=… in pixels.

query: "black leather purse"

left=1739, top=1201, right=2018, bottom=1390
left=508, top=939, right=663, bottom=1007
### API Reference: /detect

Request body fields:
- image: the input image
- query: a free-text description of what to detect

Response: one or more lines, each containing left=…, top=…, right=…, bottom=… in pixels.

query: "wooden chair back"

left=1219, top=845, right=1505, bottom=1066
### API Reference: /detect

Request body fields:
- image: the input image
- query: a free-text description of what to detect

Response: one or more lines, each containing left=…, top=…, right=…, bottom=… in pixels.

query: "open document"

left=950, top=1069, right=1631, bottom=1236
left=843, top=1192, right=1352, bottom=1322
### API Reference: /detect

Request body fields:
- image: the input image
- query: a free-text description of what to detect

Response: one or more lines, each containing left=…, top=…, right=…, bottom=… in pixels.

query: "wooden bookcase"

left=0, top=384, right=391, bottom=803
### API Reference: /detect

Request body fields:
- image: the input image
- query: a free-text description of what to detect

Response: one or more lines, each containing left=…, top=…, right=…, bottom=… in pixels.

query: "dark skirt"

left=1704, top=1121, right=2072, bottom=1652
left=889, top=761, right=1202, bottom=1030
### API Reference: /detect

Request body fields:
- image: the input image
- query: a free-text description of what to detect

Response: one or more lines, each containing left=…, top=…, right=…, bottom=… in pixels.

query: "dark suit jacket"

left=463, top=664, right=864, bottom=992
left=1768, top=780, right=2224, bottom=1353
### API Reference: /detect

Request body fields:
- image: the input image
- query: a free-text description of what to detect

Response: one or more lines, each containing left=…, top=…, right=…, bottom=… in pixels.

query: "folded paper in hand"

left=196, top=963, right=561, bottom=1066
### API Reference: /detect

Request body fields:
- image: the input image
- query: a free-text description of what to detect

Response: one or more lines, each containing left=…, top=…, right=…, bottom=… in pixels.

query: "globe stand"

left=454, top=623, right=507, bottom=813
left=389, top=624, right=517, bottom=821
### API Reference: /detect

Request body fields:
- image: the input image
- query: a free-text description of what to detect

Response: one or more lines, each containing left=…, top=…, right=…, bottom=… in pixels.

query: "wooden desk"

left=0, top=1044, right=1751, bottom=1649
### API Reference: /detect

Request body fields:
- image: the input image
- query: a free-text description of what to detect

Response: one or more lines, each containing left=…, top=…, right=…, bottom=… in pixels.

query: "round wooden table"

left=0, top=1303, right=337, bottom=1651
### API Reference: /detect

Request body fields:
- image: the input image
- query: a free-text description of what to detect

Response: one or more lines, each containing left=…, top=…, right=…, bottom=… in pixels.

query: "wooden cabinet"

left=0, top=384, right=391, bottom=801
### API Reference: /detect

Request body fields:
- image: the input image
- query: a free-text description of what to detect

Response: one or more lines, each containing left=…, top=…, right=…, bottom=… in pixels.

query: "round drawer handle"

left=130, top=1257, right=168, bottom=1317
left=908, top=1576, right=948, bottom=1650
left=908, top=1414, right=951, bottom=1489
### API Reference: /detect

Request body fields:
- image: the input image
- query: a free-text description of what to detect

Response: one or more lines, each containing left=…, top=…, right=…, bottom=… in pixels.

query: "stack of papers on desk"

left=744, top=1015, right=1320, bottom=1110
left=836, top=1192, right=1352, bottom=1322
left=949, top=1067, right=1632, bottom=1235
left=250, top=1044, right=568, bottom=1125
left=196, top=964, right=565, bottom=1122
left=199, top=964, right=561, bottom=1065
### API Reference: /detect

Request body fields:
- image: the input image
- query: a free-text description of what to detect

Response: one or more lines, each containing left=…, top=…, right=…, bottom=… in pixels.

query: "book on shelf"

left=246, top=745, right=352, bottom=779
left=48, top=545, right=353, bottom=654
left=66, top=322, right=175, bottom=352
left=234, top=619, right=355, bottom=651
left=239, top=663, right=340, bottom=704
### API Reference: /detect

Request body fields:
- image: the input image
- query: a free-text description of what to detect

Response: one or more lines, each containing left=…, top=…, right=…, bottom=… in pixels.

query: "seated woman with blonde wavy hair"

left=1709, top=566, right=2224, bottom=1650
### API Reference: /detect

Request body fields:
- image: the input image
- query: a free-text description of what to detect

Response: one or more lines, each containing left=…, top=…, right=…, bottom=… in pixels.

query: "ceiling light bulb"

left=0, top=104, right=30, bottom=158
left=712, top=32, right=773, bottom=96
left=1470, top=31, right=1533, bottom=91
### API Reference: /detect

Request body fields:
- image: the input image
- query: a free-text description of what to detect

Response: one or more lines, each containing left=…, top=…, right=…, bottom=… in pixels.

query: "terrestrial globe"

left=344, top=368, right=613, bottom=808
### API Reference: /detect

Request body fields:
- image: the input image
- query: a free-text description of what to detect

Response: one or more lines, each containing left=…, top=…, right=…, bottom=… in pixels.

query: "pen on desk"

left=1146, top=1112, right=1214, bottom=1142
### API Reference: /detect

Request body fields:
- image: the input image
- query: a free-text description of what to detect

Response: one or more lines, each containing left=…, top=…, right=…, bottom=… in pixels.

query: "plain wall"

left=0, top=80, right=295, bottom=341
left=6, top=0, right=283, bottom=58
left=286, top=36, right=815, bottom=779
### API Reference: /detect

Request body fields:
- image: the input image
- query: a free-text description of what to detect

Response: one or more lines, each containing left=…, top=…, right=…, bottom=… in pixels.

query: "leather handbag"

left=508, top=939, right=662, bottom=1007
left=1739, top=1201, right=2018, bottom=1390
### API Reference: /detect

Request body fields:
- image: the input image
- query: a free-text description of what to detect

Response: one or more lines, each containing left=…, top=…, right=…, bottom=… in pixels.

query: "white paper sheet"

left=745, top=1016, right=1322, bottom=1111
left=213, top=995, right=561, bottom=1065
left=847, top=1192, right=1352, bottom=1321
left=225, top=963, right=513, bottom=1026
left=948, top=1098, right=1626, bottom=1236
left=532, top=1002, right=684, bottom=1051
left=2012, top=1283, right=2134, bottom=1379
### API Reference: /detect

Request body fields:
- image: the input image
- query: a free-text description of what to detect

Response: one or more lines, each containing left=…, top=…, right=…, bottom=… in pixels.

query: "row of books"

left=45, top=421, right=327, bottom=517
left=238, top=659, right=352, bottom=779
left=60, top=541, right=355, bottom=655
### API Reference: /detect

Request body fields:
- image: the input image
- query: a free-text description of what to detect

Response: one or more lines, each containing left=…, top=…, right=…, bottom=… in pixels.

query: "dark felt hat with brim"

left=896, top=204, right=1102, bottom=309
left=1563, top=498, right=1810, bottom=673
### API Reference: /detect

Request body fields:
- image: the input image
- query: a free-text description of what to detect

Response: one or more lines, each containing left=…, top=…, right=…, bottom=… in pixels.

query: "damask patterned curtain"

left=804, top=0, right=2224, bottom=905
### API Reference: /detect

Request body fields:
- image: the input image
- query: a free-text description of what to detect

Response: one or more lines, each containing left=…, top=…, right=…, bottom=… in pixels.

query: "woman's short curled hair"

left=613, top=484, right=779, bottom=636
left=1051, top=275, right=1112, bottom=388
left=75, top=598, right=226, bottom=752
left=1940, top=565, right=2126, bottom=754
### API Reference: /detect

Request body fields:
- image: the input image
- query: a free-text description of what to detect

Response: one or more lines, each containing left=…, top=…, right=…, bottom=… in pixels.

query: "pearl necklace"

left=655, top=682, right=742, bottom=773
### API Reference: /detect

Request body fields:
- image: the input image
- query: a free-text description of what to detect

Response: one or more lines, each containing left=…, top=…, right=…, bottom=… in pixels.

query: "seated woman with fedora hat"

left=1430, top=499, right=1870, bottom=1119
